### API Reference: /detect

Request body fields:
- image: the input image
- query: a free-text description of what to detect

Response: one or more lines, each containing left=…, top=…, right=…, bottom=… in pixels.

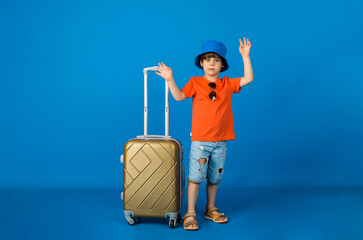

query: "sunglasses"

left=208, top=82, right=216, bottom=101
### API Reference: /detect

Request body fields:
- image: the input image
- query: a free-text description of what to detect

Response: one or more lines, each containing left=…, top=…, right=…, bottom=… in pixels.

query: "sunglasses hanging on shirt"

left=208, top=82, right=217, bottom=101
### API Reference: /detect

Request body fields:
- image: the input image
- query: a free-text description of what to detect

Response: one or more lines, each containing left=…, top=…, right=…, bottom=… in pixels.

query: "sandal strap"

left=183, top=213, right=196, bottom=219
left=206, top=207, right=225, bottom=217
left=184, top=219, right=198, bottom=225
left=206, top=207, right=219, bottom=212
left=183, top=213, right=198, bottom=228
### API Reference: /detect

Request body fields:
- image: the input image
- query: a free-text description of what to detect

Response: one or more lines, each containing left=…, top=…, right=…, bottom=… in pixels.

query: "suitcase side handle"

left=136, top=135, right=171, bottom=139
left=143, top=66, right=170, bottom=137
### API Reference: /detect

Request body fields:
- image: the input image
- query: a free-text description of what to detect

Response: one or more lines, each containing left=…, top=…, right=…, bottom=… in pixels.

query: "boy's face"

left=200, top=53, right=224, bottom=76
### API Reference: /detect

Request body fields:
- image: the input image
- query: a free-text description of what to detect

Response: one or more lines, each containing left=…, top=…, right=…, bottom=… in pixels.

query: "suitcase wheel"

left=126, top=216, right=137, bottom=225
left=169, top=218, right=176, bottom=228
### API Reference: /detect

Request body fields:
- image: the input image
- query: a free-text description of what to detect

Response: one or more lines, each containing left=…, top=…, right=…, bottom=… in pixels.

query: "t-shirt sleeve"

left=181, top=77, right=196, bottom=98
left=228, top=77, right=242, bottom=93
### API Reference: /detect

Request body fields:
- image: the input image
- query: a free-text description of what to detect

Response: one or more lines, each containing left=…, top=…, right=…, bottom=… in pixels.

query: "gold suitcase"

left=121, top=67, right=184, bottom=228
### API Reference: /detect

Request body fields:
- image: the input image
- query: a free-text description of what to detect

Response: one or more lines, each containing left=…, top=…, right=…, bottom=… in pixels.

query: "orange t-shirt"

left=181, top=76, right=241, bottom=141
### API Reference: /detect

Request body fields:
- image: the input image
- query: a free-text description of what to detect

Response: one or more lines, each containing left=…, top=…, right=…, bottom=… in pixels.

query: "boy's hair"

left=199, top=52, right=226, bottom=67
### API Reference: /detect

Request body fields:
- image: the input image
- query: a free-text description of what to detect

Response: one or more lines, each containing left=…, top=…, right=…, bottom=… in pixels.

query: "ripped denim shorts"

left=187, top=141, right=227, bottom=184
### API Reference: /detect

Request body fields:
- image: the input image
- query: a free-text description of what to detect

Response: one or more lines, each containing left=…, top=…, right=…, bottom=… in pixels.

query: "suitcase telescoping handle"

left=142, top=66, right=170, bottom=137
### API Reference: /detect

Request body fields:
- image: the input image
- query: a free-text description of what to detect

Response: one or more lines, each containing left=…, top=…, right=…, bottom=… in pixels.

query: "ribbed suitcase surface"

left=123, top=139, right=181, bottom=218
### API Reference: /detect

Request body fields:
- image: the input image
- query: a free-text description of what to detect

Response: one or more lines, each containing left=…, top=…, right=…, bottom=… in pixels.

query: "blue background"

left=1, top=0, right=362, bottom=189
left=1, top=0, right=363, bottom=239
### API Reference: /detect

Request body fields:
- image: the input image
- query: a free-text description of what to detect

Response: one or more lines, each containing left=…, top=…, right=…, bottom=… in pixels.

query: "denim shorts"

left=188, top=141, right=227, bottom=184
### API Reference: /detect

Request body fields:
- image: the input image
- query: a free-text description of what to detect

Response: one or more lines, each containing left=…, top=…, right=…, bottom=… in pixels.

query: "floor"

left=1, top=187, right=362, bottom=240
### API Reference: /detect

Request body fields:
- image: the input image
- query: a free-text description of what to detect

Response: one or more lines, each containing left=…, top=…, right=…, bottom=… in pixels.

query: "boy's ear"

left=200, top=60, right=203, bottom=67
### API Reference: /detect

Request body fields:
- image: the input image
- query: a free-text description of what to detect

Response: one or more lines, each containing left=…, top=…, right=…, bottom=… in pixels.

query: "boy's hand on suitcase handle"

left=156, top=62, right=173, bottom=82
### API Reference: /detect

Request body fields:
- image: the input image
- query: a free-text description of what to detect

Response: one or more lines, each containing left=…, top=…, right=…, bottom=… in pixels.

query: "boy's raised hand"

left=239, top=37, right=251, bottom=57
left=156, top=62, right=173, bottom=81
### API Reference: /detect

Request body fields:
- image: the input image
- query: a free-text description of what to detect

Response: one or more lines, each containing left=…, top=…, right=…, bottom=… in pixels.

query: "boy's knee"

left=207, top=168, right=224, bottom=184
left=198, top=158, right=208, bottom=165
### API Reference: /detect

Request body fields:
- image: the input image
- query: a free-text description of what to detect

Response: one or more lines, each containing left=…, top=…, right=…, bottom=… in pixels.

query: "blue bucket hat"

left=195, top=40, right=229, bottom=72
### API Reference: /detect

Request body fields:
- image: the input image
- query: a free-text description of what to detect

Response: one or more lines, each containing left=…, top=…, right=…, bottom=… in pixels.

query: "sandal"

left=183, top=213, right=198, bottom=230
left=204, top=207, right=228, bottom=223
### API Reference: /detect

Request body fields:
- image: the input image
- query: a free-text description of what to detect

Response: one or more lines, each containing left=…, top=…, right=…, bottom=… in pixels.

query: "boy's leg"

left=206, top=182, right=218, bottom=208
left=187, top=182, right=200, bottom=213
left=184, top=141, right=210, bottom=229
left=206, top=182, right=226, bottom=221
left=186, top=141, right=209, bottom=215
left=185, top=182, right=200, bottom=228
left=205, top=141, right=227, bottom=222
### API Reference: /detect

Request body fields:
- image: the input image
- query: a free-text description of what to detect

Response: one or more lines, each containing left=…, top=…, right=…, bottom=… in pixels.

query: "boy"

left=156, top=38, right=253, bottom=230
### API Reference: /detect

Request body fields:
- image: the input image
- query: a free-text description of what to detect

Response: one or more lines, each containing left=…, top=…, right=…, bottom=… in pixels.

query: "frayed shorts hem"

left=187, top=178, right=203, bottom=184
left=187, top=178, right=222, bottom=185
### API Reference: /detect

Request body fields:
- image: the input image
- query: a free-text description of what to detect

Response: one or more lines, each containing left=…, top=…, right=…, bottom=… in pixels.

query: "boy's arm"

left=167, top=76, right=186, bottom=101
left=239, top=38, right=254, bottom=87
left=156, top=62, right=186, bottom=101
